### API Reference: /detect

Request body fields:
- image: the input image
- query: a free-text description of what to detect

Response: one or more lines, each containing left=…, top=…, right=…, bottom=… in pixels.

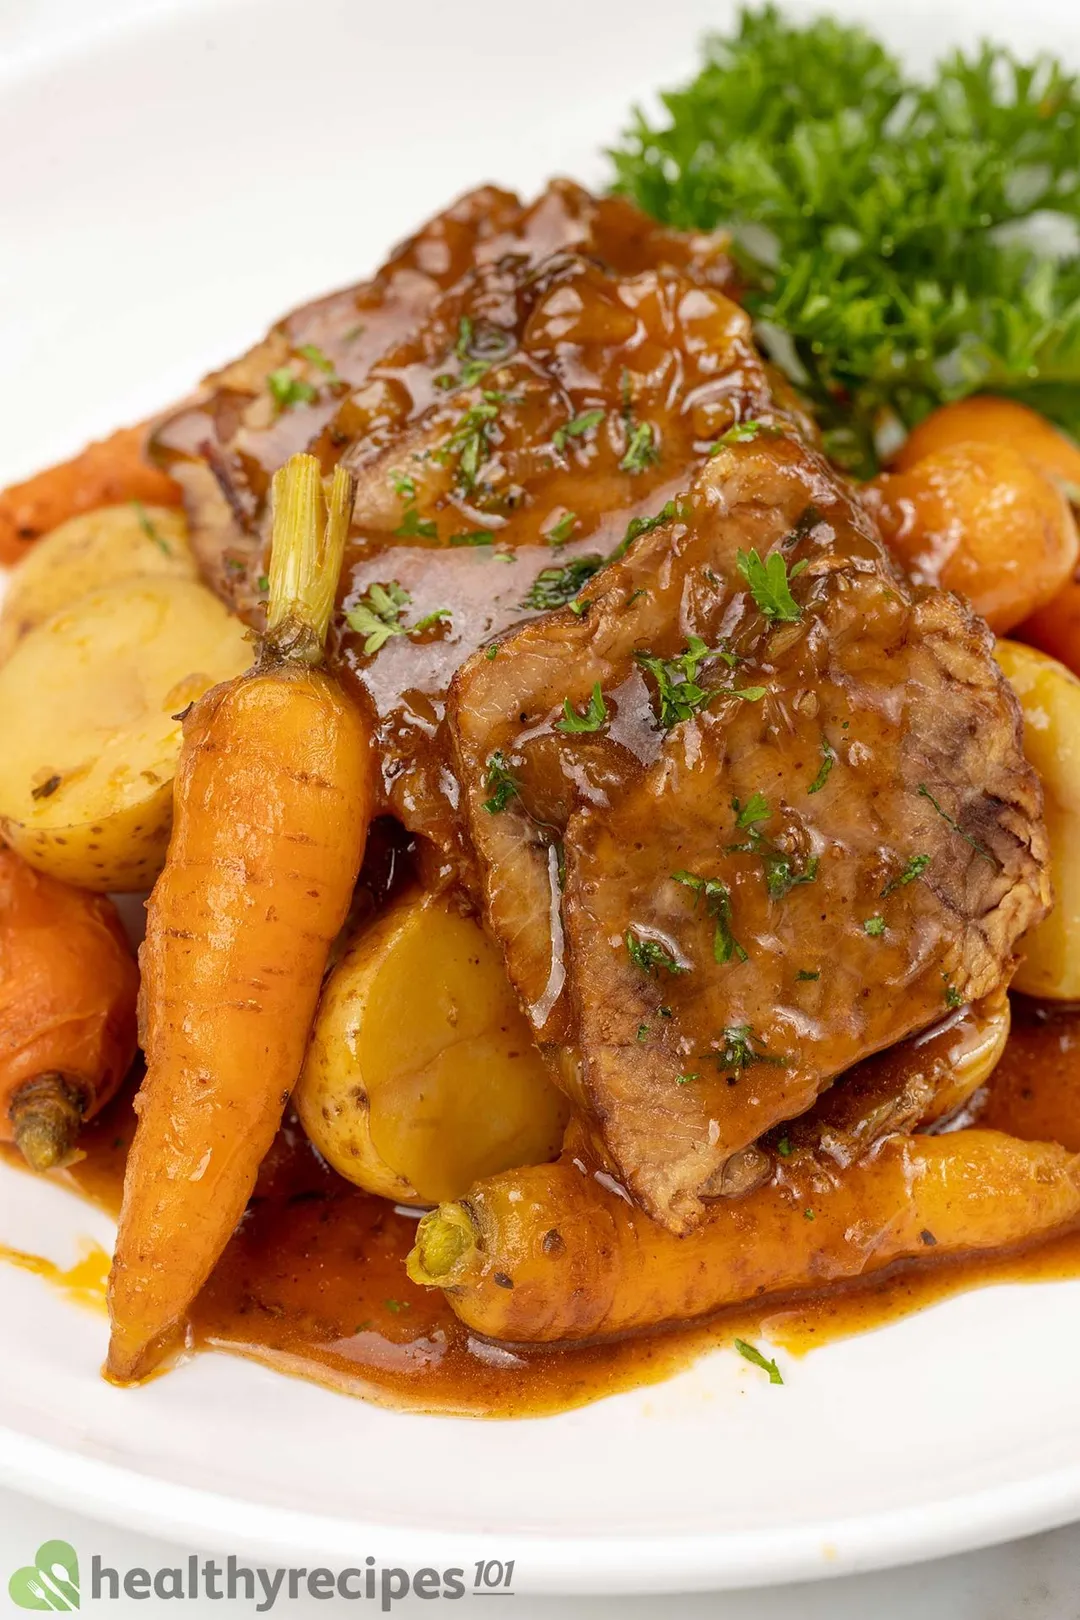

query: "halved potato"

left=0, top=578, right=251, bottom=890
left=0, top=503, right=194, bottom=662
left=295, top=888, right=569, bottom=1204
left=996, top=638, right=1080, bottom=998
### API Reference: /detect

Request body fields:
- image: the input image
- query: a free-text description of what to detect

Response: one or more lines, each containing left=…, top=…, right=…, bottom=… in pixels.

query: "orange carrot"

left=0, top=846, right=138, bottom=1169
left=107, top=455, right=373, bottom=1381
left=0, top=424, right=180, bottom=564
left=408, top=1131, right=1080, bottom=1342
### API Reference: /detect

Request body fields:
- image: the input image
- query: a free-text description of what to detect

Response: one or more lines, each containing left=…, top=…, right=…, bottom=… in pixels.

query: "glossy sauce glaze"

left=11, top=994, right=1078, bottom=1418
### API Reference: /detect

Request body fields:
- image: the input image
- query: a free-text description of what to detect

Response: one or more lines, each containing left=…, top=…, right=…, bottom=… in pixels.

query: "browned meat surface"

left=448, top=431, right=1049, bottom=1231
left=151, top=181, right=749, bottom=873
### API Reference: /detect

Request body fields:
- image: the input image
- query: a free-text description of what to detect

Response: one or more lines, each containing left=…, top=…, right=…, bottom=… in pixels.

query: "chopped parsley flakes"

left=346, top=582, right=449, bottom=654
left=626, top=931, right=688, bottom=978
left=556, top=682, right=608, bottom=735
left=733, top=1338, right=784, bottom=1385
left=672, top=871, right=747, bottom=964
left=267, top=368, right=318, bottom=409
left=553, top=409, right=605, bottom=452
left=482, top=751, right=520, bottom=815
left=620, top=420, right=659, bottom=474
left=523, top=554, right=603, bottom=611
left=881, top=853, right=931, bottom=897
left=737, top=548, right=807, bottom=623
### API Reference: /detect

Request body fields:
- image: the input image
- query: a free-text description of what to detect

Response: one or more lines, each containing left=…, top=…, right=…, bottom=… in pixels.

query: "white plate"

left=2, top=0, right=1080, bottom=1595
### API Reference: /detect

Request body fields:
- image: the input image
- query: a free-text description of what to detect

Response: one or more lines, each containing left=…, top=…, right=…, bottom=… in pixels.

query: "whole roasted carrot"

left=0, top=424, right=180, bottom=564
left=107, top=455, right=373, bottom=1382
left=0, top=845, right=138, bottom=1169
left=407, top=1130, right=1080, bottom=1342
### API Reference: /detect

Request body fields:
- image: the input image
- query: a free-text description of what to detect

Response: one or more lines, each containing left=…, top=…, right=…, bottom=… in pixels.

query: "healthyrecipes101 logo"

left=9, top=1540, right=80, bottom=1610
left=8, top=1541, right=517, bottom=1610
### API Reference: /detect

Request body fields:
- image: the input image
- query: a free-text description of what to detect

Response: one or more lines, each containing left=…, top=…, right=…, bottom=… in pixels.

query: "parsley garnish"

left=132, top=500, right=171, bottom=555
left=346, top=582, right=449, bottom=654
left=523, top=555, right=603, bottom=611
left=672, top=871, right=747, bottom=964
left=384, top=1298, right=411, bottom=1313
left=610, top=9, right=1080, bottom=472
left=611, top=499, right=679, bottom=562
left=917, top=784, right=1000, bottom=868
left=807, top=738, right=835, bottom=795
left=796, top=969, right=820, bottom=982
left=485, top=644, right=499, bottom=661
left=737, top=548, right=807, bottom=623
left=393, top=507, right=438, bottom=541
left=449, top=530, right=495, bottom=546
left=482, top=752, right=520, bottom=815
left=267, top=368, right=318, bottom=409
left=636, top=1023, right=650, bottom=1044
left=734, top=791, right=770, bottom=828
left=389, top=469, right=416, bottom=500
left=734, top=1338, right=783, bottom=1385
left=556, top=683, right=608, bottom=735
left=881, top=854, right=931, bottom=896
left=620, top=420, right=659, bottom=473
left=728, top=795, right=818, bottom=899
left=776, top=1136, right=793, bottom=1156
left=944, top=978, right=964, bottom=1009
left=435, top=391, right=503, bottom=493
left=545, top=511, right=578, bottom=545
left=675, top=1072, right=702, bottom=1086
left=864, top=915, right=886, bottom=936
left=635, top=637, right=760, bottom=729
left=553, top=409, right=605, bottom=451
left=626, top=931, right=688, bottom=978
left=296, top=342, right=339, bottom=379
left=711, top=420, right=781, bottom=450
left=716, top=1023, right=785, bottom=1075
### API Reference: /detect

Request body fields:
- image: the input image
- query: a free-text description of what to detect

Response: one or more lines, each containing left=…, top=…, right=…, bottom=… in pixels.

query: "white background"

left=4, top=0, right=1080, bottom=1613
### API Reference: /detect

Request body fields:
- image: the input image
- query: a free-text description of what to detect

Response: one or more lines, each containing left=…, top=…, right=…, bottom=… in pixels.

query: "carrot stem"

left=407, top=1203, right=479, bottom=1286
left=265, top=455, right=355, bottom=663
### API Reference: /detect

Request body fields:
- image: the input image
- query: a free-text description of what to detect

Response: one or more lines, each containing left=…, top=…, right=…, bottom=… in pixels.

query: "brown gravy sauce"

left=6, top=995, right=1080, bottom=1418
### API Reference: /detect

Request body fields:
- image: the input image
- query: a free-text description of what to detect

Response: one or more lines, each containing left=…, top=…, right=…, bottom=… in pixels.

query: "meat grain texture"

left=151, top=182, right=1051, bottom=1236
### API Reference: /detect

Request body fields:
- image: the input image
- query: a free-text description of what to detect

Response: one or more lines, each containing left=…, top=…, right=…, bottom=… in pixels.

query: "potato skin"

left=996, top=639, right=1080, bottom=999
left=0, top=578, right=250, bottom=890
left=411, top=1131, right=1080, bottom=1342
left=894, top=397, right=1080, bottom=494
left=296, top=888, right=568, bottom=1204
left=0, top=504, right=194, bottom=663
left=866, top=442, right=1078, bottom=634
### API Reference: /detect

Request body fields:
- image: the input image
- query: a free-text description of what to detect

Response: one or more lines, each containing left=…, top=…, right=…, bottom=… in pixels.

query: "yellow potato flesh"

left=996, top=638, right=1080, bottom=998
left=295, top=890, right=569, bottom=1204
left=0, top=578, right=250, bottom=890
left=0, top=504, right=194, bottom=662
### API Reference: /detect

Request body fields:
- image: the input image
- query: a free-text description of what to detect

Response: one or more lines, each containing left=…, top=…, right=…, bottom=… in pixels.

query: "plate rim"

left=4, top=0, right=1080, bottom=1593
left=5, top=1422, right=1080, bottom=1594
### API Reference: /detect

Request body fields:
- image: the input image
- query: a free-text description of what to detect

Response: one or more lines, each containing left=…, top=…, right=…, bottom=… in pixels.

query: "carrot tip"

left=9, top=1073, right=85, bottom=1172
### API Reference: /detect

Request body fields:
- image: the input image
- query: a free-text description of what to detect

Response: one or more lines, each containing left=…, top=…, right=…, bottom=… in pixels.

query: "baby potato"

left=894, top=397, right=1080, bottom=497
left=995, top=639, right=1080, bottom=999
left=295, top=888, right=569, bottom=1205
left=0, top=578, right=250, bottom=890
left=0, top=504, right=195, bottom=662
left=866, top=441, right=1078, bottom=633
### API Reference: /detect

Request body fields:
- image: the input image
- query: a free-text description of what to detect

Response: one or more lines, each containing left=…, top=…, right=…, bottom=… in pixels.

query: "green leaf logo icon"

left=8, top=1540, right=80, bottom=1610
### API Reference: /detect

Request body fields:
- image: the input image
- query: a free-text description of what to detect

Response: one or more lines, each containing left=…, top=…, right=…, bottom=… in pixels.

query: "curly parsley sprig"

left=610, top=4, right=1080, bottom=474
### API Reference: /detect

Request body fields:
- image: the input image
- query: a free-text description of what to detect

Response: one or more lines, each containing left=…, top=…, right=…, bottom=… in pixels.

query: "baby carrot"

left=0, top=845, right=138, bottom=1169
left=107, top=454, right=373, bottom=1382
left=407, top=1130, right=1080, bottom=1342
left=0, top=424, right=180, bottom=564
